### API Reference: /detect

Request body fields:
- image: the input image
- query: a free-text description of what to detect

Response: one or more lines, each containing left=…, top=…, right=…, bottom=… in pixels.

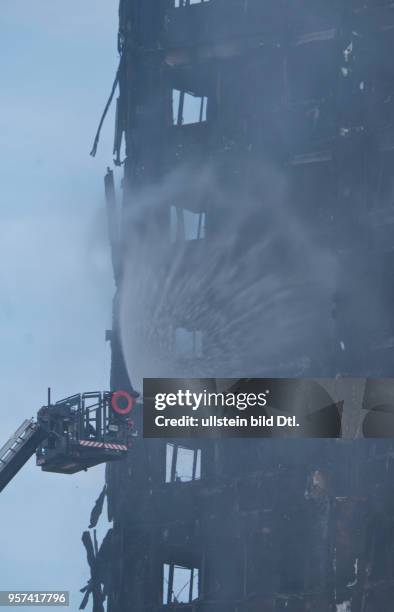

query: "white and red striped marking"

left=79, top=440, right=128, bottom=451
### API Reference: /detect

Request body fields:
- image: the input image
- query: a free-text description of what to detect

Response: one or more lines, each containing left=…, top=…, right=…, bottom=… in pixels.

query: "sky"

left=0, top=2, right=121, bottom=608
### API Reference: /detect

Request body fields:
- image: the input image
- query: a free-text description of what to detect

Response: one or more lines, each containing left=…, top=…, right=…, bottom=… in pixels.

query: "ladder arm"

left=0, top=420, right=47, bottom=493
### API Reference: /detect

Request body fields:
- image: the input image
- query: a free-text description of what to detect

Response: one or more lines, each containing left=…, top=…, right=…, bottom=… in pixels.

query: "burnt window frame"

left=163, top=561, right=200, bottom=605
left=165, top=442, right=202, bottom=483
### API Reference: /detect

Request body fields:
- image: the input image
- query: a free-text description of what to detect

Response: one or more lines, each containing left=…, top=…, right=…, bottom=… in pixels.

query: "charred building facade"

left=94, top=2, right=394, bottom=611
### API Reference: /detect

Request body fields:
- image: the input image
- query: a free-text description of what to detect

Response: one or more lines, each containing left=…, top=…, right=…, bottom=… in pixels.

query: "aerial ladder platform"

left=0, top=389, right=136, bottom=494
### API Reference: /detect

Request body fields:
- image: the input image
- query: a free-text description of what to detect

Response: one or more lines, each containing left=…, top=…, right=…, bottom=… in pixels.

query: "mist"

left=119, top=161, right=341, bottom=388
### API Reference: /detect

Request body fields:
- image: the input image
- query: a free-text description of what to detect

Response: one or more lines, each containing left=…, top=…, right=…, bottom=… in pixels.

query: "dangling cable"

left=90, top=52, right=125, bottom=158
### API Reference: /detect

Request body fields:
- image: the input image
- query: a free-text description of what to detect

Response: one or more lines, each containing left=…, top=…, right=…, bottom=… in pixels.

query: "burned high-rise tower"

left=90, top=2, right=394, bottom=611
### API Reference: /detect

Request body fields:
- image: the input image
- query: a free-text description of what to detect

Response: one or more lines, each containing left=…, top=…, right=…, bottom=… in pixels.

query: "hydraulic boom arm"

left=0, top=419, right=46, bottom=493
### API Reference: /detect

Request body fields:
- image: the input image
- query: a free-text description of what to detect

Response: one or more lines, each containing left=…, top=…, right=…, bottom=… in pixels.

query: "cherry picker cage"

left=0, top=390, right=136, bottom=493
left=36, top=391, right=133, bottom=474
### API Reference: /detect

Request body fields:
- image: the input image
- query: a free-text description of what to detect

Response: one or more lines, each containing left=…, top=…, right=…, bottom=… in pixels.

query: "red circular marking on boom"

left=111, top=390, right=135, bottom=415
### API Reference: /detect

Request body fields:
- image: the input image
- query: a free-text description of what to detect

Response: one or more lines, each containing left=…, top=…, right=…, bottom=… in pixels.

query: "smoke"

left=119, top=161, right=340, bottom=389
